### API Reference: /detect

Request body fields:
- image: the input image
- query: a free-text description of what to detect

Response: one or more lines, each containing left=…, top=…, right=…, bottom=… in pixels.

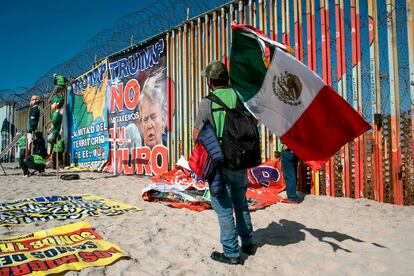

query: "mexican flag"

left=229, top=24, right=370, bottom=170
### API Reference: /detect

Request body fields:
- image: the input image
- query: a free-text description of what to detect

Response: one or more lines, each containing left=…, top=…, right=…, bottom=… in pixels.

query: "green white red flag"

left=229, top=24, right=370, bottom=170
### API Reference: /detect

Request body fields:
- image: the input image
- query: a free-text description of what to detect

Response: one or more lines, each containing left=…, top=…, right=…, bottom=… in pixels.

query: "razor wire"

left=0, top=0, right=233, bottom=107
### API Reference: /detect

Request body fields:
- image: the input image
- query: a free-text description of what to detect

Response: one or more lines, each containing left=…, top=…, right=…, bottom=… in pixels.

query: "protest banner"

left=104, top=36, right=169, bottom=175
left=0, top=195, right=140, bottom=226
left=0, top=221, right=127, bottom=275
left=68, top=60, right=110, bottom=170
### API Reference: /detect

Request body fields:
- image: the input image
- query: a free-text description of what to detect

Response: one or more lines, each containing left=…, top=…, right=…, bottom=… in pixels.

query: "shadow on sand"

left=253, top=219, right=387, bottom=253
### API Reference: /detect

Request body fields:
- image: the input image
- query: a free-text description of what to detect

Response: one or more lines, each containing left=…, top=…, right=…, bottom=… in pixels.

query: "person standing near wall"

left=276, top=142, right=301, bottom=203
left=193, top=61, right=255, bottom=265
left=47, top=97, right=64, bottom=155
left=27, top=95, right=41, bottom=155
left=17, top=132, right=29, bottom=177
left=23, top=130, right=48, bottom=176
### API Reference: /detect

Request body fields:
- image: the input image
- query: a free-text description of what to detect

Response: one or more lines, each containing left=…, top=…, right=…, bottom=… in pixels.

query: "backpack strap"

left=206, top=93, right=231, bottom=111
left=206, top=93, right=245, bottom=112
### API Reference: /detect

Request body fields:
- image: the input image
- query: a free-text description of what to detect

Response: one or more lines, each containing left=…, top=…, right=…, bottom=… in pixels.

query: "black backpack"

left=207, top=93, right=261, bottom=170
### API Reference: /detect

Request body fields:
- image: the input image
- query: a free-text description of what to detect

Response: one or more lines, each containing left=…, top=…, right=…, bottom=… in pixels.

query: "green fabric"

left=53, top=139, right=64, bottom=152
left=55, top=75, right=67, bottom=86
left=33, top=155, right=45, bottom=165
left=276, top=139, right=284, bottom=152
left=52, top=96, right=64, bottom=105
left=50, top=112, right=63, bottom=134
left=211, top=88, right=237, bottom=139
left=229, top=30, right=275, bottom=102
left=18, top=135, right=26, bottom=148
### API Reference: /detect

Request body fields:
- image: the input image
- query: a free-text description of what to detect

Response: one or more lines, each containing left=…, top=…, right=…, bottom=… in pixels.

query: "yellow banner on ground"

left=0, top=195, right=141, bottom=226
left=0, top=221, right=127, bottom=275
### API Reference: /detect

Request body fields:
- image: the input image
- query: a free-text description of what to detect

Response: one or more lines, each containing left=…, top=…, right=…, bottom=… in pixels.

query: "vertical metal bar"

left=321, top=0, right=329, bottom=196
left=173, top=29, right=178, bottom=159
left=368, top=0, right=384, bottom=202
left=184, top=23, right=189, bottom=159
left=177, top=27, right=183, bottom=156
left=386, top=0, right=403, bottom=205
left=263, top=0, right=268, bottom=34
left=205, top=14, right=210, bottom=65
left=296, top=0, right=304, bottom=61
left=190, top=21, right=196, bottom=154
left=335, top=0, right=349, bottom=197
left=305, top=0, right=318, bottom=195
left=167, top=32, right=176, bottom=165
left=270, top=0, right=275, bottom=39
left=239, top=0, right=246, bottom=24
left=213, top=11, right=219, bottom=60
left=259, top=0, right=264, bottom=30
left=351, top=0, right=362, bottom=198
left=406, top=0, right=414, bottom=205
left=294, top=0, right=300, bottom=59
left=221, top=7, right=227, bottom=61
left=269, top=0, right=278, bottom=161
left=282, top=0, right=287, bottom=44
left=229, top=4, right=234, bottom=55
left=230, top=3, right=236, bottom=23
left=199, top=18, right=206, bottom=98
left=248, top=0, right=253, bottom=25
left=307, top=0, right=316, bottom=72
left=166, top=32, right=171, bottom=166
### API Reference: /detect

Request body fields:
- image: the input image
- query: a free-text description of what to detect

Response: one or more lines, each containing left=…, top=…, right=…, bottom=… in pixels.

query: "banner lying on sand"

left=142, top=159, right=286, bottom=211
left=0, top=195, right=140, bottom=226
left=0, top=221, right=127, bottom=276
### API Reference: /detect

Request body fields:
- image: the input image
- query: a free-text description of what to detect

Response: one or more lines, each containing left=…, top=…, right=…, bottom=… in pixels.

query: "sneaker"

left=210, top=251, right=243, bottom=265
left=22, top=174, right=28, bottom=178
left=281, top=198, right=300, bottom=204
left=241, top=244, right=256, bottom=255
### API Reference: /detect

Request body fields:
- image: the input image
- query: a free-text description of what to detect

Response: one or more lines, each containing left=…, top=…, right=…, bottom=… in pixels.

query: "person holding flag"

left=229, top=24, right=370, bottom=171
left=193, top=61, right=256, bottom=265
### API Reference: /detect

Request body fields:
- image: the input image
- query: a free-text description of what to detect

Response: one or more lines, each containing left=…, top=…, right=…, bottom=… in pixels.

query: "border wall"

left=163, top=0, right=414, bottom=205
left=10, top=0, right=414, bottom=206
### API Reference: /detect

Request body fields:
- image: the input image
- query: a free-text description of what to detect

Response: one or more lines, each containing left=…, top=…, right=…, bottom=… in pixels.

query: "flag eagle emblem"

left=272, top=71, right=302, bottom=106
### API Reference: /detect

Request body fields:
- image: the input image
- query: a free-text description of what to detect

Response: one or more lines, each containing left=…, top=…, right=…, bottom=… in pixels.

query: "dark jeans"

left=210, top=168, right=253, bottom=258
left=19, top=150, right=28, bottom=175
left=282, top=150, right=299, bottom=200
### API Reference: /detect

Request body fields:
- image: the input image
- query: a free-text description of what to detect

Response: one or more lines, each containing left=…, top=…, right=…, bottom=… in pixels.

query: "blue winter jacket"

left=197, top=122, right=225, bottom=196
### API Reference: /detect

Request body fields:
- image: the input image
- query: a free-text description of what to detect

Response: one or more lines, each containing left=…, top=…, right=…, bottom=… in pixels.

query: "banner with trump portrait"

left=104, top=36, right=169, bottom=175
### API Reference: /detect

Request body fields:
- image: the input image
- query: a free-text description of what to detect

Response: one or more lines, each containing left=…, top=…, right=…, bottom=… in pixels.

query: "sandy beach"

left=1, top=164, right=413, bottom=276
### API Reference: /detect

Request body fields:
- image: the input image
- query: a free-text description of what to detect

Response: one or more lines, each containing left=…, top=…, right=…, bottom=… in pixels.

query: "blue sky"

left=0, top=0, right=155, bottom=91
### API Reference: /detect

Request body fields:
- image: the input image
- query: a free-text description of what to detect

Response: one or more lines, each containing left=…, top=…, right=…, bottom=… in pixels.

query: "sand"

left=1, top=164, right=413, bottom=276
